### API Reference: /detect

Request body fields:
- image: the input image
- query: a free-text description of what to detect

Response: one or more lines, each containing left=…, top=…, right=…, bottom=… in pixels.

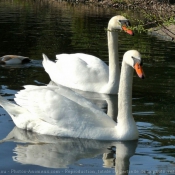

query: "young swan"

left=0, top=55, right=30, bottom=65
left=42, top=15, right=134, bottom=94
left=0, top=50, right=144, bottom=141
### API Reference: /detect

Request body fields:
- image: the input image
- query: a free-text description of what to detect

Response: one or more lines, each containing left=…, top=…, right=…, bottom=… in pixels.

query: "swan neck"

left=117, top=61, right=133, bottom=120
left=107, top=31, right=120, bottom=93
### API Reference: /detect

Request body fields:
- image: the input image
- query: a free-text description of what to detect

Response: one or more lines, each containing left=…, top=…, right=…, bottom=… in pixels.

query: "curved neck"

left=117, top=61, right=133, bottom=121
left=107, top=31, right=120, bottom=93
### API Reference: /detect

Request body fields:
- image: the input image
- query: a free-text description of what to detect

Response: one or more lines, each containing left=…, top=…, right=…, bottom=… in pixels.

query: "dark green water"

left=0, top=0, right=175, bottom=174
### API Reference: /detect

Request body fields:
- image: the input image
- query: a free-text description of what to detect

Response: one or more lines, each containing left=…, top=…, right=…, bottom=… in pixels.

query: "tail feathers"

left=42, top=53, right=57, bottom=75
left=0, top=96, right=28, bottom=117
left=42, top=53, right=49, bottom=62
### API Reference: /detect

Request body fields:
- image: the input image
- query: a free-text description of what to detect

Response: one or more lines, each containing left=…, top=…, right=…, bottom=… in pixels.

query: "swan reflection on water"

left=1, top=127, right=137, bottom=174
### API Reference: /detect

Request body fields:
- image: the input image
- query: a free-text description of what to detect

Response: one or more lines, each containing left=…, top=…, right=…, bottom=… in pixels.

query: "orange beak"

left=122, top=25, right=134, bottom=36
left=134, top=63, right=145, bottom=79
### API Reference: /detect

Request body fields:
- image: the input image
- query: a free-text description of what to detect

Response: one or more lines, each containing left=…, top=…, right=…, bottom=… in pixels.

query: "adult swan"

left=0, top=50, right=145, bottom=140
left=43, top=15, right=134, bottom=94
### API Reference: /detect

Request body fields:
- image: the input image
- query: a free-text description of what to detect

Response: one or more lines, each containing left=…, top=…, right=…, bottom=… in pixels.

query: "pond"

left=0, top=0, right=175, bottom=175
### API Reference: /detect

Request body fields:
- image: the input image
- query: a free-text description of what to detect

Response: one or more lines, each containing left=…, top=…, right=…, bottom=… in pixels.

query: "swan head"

left=123, top=50, right=145, bottom=79
left=108, top=15, right=134, bottom=35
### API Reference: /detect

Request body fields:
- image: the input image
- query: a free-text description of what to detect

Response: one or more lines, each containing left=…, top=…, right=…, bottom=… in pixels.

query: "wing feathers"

left=14, top=85, right=116, bottom=128
left=0, top=96, right=29, bottom=117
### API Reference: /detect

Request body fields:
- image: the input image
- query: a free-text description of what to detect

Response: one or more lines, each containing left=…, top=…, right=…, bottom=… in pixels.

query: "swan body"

left=0, top=55, right=30, bottom=65
left=0, top=50, right=145, bottom=140
left=42, top=15, right=134, bottom=94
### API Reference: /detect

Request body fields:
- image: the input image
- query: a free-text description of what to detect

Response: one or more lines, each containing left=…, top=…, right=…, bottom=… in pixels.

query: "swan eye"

left=119, top=20, right=131, bottom=27
left=131, top=56, right=143, bottom=66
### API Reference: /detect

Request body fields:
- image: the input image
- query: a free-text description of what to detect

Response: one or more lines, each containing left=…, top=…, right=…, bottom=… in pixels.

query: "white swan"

left=42, top=15, right=134, bottom=94
left=0, top=50, right=145, bottom=140
left=0, top=55, right=31, bottom=65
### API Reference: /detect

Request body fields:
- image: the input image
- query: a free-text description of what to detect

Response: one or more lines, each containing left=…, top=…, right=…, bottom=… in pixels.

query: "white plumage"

left=0, top=50, right=145, bottom=140
left=42, top=15, right=134, bottom=94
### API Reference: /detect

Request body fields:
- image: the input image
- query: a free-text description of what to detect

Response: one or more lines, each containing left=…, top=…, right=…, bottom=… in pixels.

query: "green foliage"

left=163, top=16, right=175, bottom=26
left=120, top=0, right=175, bottom=35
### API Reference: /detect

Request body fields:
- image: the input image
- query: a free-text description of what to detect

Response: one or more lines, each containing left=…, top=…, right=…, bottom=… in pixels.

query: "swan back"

left=13, top=85, right=119, bottom=139
left=43, top=54, right=109, bottom=93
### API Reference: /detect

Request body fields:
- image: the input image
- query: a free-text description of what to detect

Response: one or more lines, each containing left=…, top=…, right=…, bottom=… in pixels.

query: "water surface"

left=0, top=1, right=175, bottom=174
